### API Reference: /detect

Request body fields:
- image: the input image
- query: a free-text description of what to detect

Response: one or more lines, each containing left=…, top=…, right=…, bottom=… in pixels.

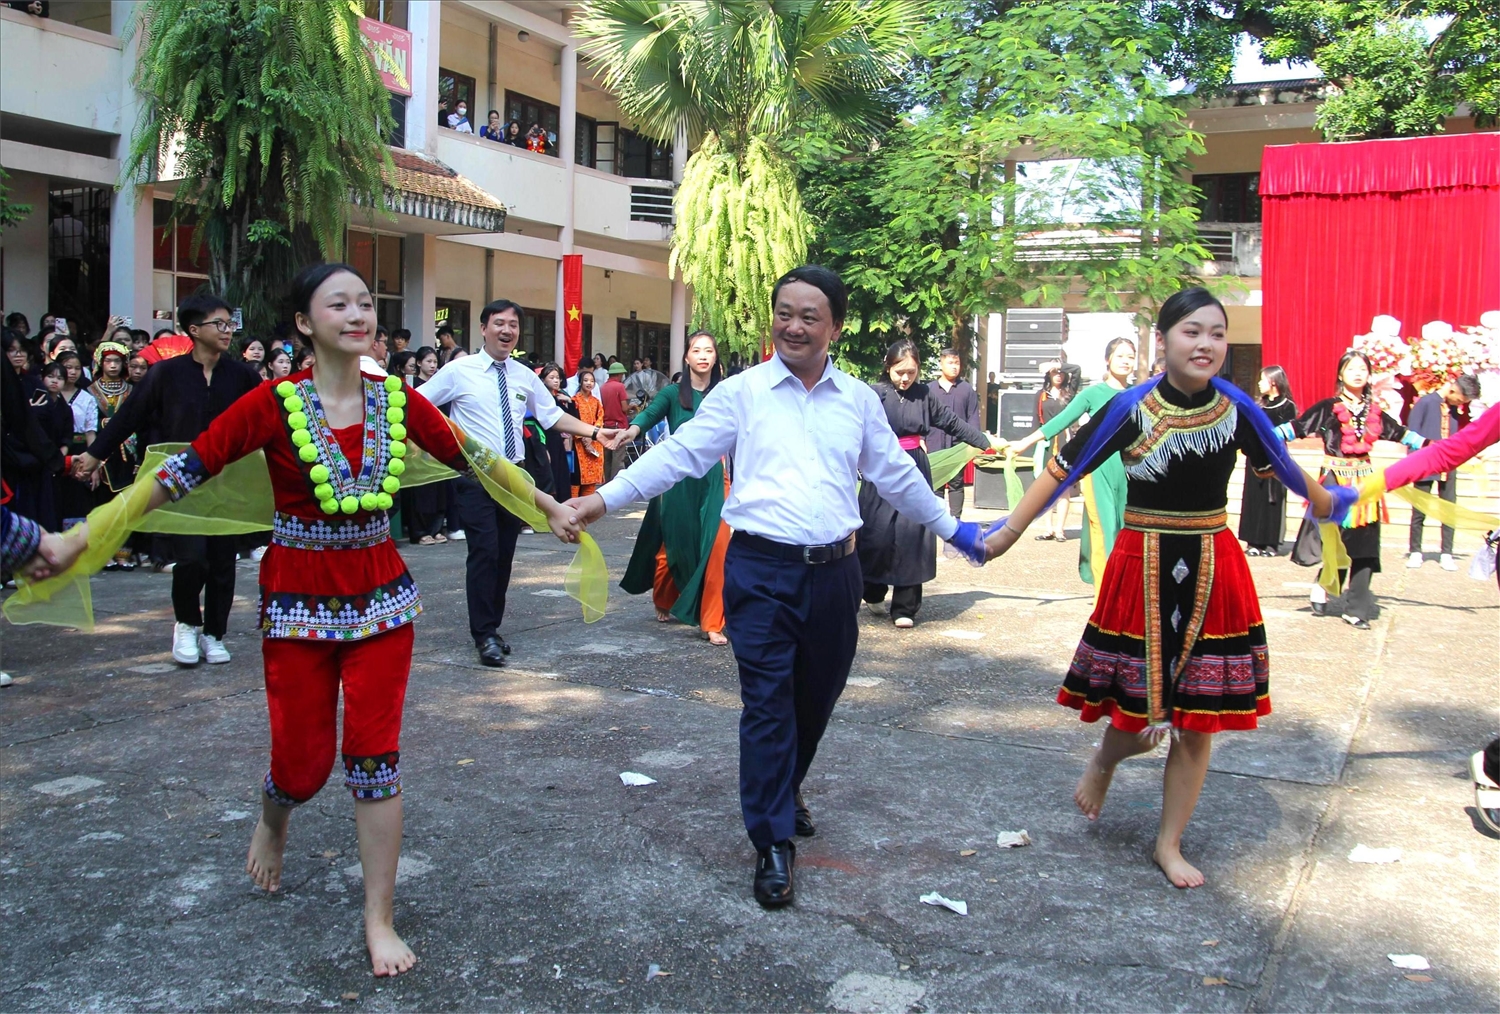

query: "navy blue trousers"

left=723, top=534, right=862, bottom=849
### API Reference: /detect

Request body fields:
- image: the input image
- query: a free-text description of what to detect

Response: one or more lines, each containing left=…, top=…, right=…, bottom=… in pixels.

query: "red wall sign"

left=359, top=17, right=413, bottom=97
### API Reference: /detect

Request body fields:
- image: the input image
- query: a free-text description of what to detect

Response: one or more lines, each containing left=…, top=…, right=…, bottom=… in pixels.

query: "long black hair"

left=679, top=329, right=723, bottom=410
left=1259, top=364, right=1294, bottom=406
left=883, top=338, right=919, bottom=374
left=290, top=262, right=369, bottom=317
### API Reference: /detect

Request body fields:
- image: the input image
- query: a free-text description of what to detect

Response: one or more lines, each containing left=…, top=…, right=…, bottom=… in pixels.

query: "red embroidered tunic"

left=155, top=370, right=468, bottom=641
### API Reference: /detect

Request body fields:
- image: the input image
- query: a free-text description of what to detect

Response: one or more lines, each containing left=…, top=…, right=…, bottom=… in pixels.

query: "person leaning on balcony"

left=6, top=1, right=49, bottom=16
left=504, top=120, right=523, bottom=147
left=480, top=110, right=504, bottom=142
left=447, top=102, right=473, bottom=134
left=525, top=124, right=548, bottom=154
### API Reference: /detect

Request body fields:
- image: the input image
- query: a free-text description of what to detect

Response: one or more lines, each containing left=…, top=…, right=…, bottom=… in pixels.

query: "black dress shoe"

left=477, top=636, right=506, bottom=667
left=495, top=634, right=512, bottom=655
left=794, top=791, right=816, bottom=837
left=1310, top=601, right=1327, bottom=617
left=754, top=841, right=795, bottom=908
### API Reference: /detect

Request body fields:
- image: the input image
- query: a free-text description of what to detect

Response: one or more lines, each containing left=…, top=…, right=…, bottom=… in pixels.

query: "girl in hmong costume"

left=616, top=331, right=733, bottom=644
left=88, top=340, right=139, bottom=569
left=88, top=265, right=584, bottom=975
left=983, top=288, right=1337, bottom=888
left=1278, top=351, right=1423, bottom=629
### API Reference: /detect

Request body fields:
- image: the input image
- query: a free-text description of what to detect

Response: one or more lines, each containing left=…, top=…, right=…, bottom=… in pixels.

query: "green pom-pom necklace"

left=278, top=376, right=407, bottom=515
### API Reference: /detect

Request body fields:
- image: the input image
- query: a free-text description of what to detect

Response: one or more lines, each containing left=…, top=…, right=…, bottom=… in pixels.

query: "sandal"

left=433, top=533, right=448, bottom=544
left=706, top=631, right=729, bottom=646
left=1034, top=533, right=1054, bottom=541
left=418, top=536, right=438, bottom=546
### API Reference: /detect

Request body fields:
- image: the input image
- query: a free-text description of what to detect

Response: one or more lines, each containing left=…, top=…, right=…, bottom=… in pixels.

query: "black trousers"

left=170, top=534, right=236, bottom=638
left=1408, top=476, right=1458, bottom=554
left=454, top=476, right=522, bottom=643
left=723, top=534, right=862, bottom=849
left=944, top=479, right=965, bottom=517
left=862, top=581, right=922, bottom=620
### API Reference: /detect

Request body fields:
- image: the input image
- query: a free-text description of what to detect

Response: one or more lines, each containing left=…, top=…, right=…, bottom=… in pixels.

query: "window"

left=360, top=0, right=408, bottom=28
left=1193, top=173, right=1261, bottom=223
left=152, top=198, right=209, bottom=323
left=618, top=129, right=673, bottom=180
left=346, top=229, right=404, bottom=329
left=435, top=299, right=470, bottom=352
left=439, top=68, right=477, bottom=130
left=503, top=91, right=598, bottom=165
left=47, top=186, right=111, bottom=339
left=519, top=307, right=592, bottom=365
left=616, top=318, right=670, bottom=368
left=386, top=92, right=407, bottom=148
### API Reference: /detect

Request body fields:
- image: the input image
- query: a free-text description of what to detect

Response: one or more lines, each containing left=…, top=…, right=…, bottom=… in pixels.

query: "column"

left=668, top=119, right=688, bottom=368
left=0, top=172, right=49, bottom=328
left=554, top=42, right=577, bottom=339
left=406, top=0, right=442, bottom=154
left=109, top=186, right=154, bottom=327
left=403, top=233, right=438, bottom=345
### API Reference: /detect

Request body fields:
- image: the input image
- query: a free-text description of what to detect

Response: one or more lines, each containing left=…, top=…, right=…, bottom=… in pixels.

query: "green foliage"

left=577, top=0, right=916, bottom=354
left=1148, top=1, right=1499, bottom=138
left=672, top=133, right=815, bottom=356
left=125, top=0, right=396, bottom=329
left=802, top=0, right=1213, bottom=375
left=0, top=168, right=34, bottom=233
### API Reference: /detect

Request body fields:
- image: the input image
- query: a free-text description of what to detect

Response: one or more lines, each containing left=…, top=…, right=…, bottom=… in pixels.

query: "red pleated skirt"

left=1058, top=527, right=1271, bottom=734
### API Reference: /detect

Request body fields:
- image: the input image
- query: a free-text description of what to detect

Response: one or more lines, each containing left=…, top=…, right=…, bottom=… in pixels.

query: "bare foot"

left=1073, top=754, right=1114, bottom=820
left=706, top=631, right=728, bottom=646
left=1153, top=841, right=1205, bottom=888
left=655, top=608, right=672, bottom=623
left=245, top=817, right=288, bottom=892
left=367, top=921, right=418, bottom=977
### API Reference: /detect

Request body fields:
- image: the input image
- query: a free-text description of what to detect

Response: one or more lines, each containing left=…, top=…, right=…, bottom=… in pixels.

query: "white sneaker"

left=1406, top=552, right=1424, bottom=569
left=250, top=545, right=268, bottom=562
left=1440, top=553, right=1458, bottom=572
left=867, top=601, right=887, bottom=615
left=172, top=622, right=202, bottom=665
left=893, top=616, right=915, bottom=629
left=0, top=672, right=12, bottom=687
left=447, top=529, right=466, bottom=541
left=200, top=634, right=231, bottom=664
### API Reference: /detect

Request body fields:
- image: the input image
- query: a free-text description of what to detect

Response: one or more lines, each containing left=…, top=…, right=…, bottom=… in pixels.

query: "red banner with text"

left=562, top=254, right=584, bottom=373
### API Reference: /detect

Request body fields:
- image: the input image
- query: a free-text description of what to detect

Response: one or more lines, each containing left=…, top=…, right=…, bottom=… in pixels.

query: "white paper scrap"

left=1388, top=954, right=1430, bottom=971
left=619, top=771, right=658, bottom=786
left=1349, top=845, right=1402, bottom=864
left=996, top=830, right=1032, bottom=849
left=919, top=891, right=968, bottom=916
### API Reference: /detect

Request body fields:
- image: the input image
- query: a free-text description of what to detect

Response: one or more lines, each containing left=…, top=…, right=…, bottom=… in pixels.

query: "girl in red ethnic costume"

left=139, top=264, right=582, bottom=975
left=982, top=289, right=1335, bottom=888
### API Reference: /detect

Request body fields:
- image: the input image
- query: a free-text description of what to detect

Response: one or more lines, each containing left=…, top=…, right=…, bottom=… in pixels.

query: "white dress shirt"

left=417, top=349, right=563, bottom=462
left=599, top=353, right=959, bottom=544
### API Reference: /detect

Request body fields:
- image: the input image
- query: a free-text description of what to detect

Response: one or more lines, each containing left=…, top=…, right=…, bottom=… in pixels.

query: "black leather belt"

left=734, top=531, right=856, bottom=565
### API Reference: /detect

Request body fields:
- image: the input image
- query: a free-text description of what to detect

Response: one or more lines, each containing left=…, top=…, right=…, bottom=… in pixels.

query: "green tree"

left=802, top=1, right=1213, bottom=374
left=1152, top=1, right=1499, bottom=139
left=575, top=0, right=917, bottom=355
left=125, top=0, right=396, bottom=329
left=0, top=168, right=34, bottom=233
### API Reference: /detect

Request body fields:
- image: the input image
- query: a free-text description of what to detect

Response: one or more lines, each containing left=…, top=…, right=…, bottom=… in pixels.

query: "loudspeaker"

left=998, top=390, right=1041, bottom=441
left=972, top=464, right=1036, bottom=510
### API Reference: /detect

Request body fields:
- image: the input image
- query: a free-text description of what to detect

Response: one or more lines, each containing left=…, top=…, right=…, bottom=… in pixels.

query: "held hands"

left=71, top=452, right=101, bottom=480
left=19, top=523, right=90, bottom=581
left=544, top=498, right=583, bottom=544
left=604, top=426, right=638, bottom=451
left=564, top=493, right=608, bottom=528
left=944, top=520, right=989, bottom=567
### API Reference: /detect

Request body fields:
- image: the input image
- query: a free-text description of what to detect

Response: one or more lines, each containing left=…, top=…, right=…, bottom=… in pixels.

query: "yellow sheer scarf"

left=4, top=419, right=607, bottom=630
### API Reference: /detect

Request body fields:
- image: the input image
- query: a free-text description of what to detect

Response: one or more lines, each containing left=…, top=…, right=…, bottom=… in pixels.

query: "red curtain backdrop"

left=1261, top=133, right=1500, bottom=401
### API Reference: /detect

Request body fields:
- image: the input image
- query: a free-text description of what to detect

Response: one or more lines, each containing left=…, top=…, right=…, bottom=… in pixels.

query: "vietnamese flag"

left=562, top=254, right=583, bottom=371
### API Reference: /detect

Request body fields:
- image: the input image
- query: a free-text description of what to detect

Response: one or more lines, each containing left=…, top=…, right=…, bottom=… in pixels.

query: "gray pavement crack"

left=1, top=686, right=265, bottom=749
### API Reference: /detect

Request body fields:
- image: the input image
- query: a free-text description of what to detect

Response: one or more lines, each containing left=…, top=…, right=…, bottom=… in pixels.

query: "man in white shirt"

left=419, top=299, right=620, bottom=668
left=574, top=266, right=986, bottom=908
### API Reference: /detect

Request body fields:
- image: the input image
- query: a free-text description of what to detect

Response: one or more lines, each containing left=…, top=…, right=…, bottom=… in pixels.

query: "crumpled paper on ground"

left=1388, top=954, right=1430, bottom=970
left=1348, top=844, right=1401, bottom=863
left=996, top=830, right=1032, bottom=848
left=619, top=772, right=658, bottom=786
left=919, top=891, right=968, bottom=916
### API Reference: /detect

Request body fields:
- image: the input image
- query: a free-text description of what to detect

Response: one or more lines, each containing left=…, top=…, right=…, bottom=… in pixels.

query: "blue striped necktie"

left=494, top=360, right=519, bottom=459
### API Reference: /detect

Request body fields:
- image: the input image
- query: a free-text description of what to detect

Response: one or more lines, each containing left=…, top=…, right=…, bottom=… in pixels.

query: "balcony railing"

left=630, top=185, right=674, bottom=225
left=1009, top=222, right=1261, bottom=276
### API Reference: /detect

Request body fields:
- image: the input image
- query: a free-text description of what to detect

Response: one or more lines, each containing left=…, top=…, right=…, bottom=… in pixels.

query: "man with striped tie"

left=420, top=300, right=621, bottom=667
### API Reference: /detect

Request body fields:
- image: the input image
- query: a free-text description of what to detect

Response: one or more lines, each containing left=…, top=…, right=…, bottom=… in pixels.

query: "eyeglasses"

left=195, top=319, right=234, bottom=333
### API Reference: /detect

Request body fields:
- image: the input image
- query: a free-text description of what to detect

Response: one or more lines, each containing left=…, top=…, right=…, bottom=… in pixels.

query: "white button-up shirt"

left=599, top=353, right=959, bottom=544
left=418, top=349, right=563, bottom=463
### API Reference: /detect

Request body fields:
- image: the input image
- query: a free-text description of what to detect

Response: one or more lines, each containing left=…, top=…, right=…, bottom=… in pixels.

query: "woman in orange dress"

left=572, top=368, right=605, bottom=497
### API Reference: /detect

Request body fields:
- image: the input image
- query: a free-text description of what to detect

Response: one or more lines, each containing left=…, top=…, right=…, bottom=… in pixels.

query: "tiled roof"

left=380, top=149, right=506, bottom=232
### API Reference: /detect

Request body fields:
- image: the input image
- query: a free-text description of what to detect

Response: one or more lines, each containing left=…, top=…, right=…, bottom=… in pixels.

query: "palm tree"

left=576, top=0, right=916, bottom=354
left=125, top=0, right=396, bottom=330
